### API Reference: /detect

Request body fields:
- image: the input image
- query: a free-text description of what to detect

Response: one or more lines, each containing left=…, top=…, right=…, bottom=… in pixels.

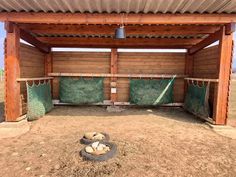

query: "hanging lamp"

left=115, top=14, right=126, bottom=39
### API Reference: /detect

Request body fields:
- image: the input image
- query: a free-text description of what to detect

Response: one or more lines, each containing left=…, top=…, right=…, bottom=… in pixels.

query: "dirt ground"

left=0, top=106, right=235, bottom=177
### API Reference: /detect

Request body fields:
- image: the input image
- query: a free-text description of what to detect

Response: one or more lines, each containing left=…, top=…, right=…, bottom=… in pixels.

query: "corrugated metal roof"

left=32, top=33, right=208, bottom=40
left=0, top=0, right=235, bottom=14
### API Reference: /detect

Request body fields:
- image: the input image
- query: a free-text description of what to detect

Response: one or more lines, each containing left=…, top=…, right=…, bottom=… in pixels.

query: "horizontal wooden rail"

left=185, top=77, right=219, bottom=83
left=16, top=77, right=53, bottom=82
left=52, top=99, right=183, bottom=107
left=48, top=73, right=187, bottom=78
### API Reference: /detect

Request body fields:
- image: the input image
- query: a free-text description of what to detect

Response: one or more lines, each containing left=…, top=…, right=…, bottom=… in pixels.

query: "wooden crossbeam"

left=189, top=30, right=221, bottom=54
left=0, top=13, right=236, bottom=24
left=19, top=24, right=220, bottom=35
left=48, top=73, right=187, bottom=78
left=20, top=29, right=50, bottom=53
left=36, top=37, right=202, bottom=48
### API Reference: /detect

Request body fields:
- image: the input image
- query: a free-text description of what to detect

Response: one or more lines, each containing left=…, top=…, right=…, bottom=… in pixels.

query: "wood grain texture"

left=117, top=52, right=186, bottom=102
left=5, top=25, right=21, bottom=121
left=52, top=52, right=186, bottom=103
left=193, top=45, right=219, bottom=119
left=213, top=28, right=233, bottom=125
left=52, top=52, right=111, bottom=100
left=20, top=43, right=46, bottom=115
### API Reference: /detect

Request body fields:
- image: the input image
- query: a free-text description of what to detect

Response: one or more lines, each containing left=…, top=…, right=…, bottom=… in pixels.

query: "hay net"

left=129, top=76, right=176, bottom=105
left=183, top=81, right=210, bottom=118
left=59, top=77, right=104, bottom=104
left=26, top=80, right=53, bottom=121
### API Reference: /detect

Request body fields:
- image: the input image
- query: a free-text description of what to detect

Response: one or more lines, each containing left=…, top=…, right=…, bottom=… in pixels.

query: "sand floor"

left=0, top=106, right=235, bottom=177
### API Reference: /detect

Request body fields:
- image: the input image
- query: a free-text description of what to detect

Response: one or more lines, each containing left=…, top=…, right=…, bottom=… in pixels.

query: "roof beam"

left=0, top=13, right=236, bottom=25
left=36, top=37, right=202, bottom=49
left=20, top=29, right=50, bottom=53
left=19, top=24, right=220, bottom=35
left=225, top=23, right=236, bottom=35
left=188, top=30, right=221, bottom=54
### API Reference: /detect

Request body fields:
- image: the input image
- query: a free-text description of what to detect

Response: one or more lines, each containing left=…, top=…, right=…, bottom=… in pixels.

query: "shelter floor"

left=0, top=106, right=236, bottom=177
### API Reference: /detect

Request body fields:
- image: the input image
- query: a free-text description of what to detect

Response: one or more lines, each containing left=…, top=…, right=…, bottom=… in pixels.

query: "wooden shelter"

left=0, top=0, right=235, bottom=125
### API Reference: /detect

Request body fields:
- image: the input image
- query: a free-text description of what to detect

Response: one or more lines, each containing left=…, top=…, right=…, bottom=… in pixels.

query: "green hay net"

left=59, top=77, right=104, bottom=104
left=27, top=80, right=53, bottom=121
left=129, top=77, right=175, bottom=105
left=183, top=81, right=210, bottom=118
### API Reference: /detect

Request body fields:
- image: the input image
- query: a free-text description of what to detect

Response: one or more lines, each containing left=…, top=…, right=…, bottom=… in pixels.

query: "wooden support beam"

left=0, top=13, right=236, bottom=24
left=48, top=73, right=187, bottom=78
left=189, top=30, right=221, bottom=54
left=37, top=37, right=201, bottom=49
left=45, top=52, right=53, bottom=76
left=110, top=48, right=118, bottom=103
left=19, top=24, right=220, bottom=35
left=225, top=23, right=236, bottom=35
left=184, top=52, right=194, bottom=93
left=185, top=78, right=219, bottom=83
left=213, top=27, right=233, bottom=125
left=5, top=23, right=21, bottom=121
left=20, top=29, right=50, bottom=53
left=45, top=52, right=53, bottom=95
left=17, top=77, right=53, bottom=82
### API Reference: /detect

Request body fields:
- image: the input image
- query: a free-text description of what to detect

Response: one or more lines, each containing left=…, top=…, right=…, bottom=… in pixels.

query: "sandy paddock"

left=0, top=106, right=235, bottom=177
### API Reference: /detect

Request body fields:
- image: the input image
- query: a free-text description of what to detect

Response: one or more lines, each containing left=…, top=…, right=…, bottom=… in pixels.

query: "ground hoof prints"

left=80, top=142, right=117, bottom=162
left=80, top=132, right=110, bottom=145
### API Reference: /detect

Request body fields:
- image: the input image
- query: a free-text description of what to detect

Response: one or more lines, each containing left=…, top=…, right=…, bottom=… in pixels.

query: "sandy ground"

left=0, top=106, right=235, bottom=177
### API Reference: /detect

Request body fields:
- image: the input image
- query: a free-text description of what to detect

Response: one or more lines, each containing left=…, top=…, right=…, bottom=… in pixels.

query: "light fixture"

left=115, top=26, right=126, bottom=39
left=115, top=14, right=126, bottom=39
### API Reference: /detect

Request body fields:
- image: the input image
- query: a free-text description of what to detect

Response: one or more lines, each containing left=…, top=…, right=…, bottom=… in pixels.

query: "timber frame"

left=1, top=12, right=235, bottom=125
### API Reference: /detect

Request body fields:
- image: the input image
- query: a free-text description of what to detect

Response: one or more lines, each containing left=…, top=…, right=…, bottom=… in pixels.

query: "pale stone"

left=97, top=143, right=106, bottom=151
left=147, top=109, right=153, bottom=112
left=93, top=133, right=105, bottom=140
left=104, top=146, right=110, bottom=152
left=91, top=141, right=99, bottom=149
left=85, top=146, right=94, bottom=153
left=84, top=132, right=96, bottom=139
left=25, top=167, right=31, bottom=171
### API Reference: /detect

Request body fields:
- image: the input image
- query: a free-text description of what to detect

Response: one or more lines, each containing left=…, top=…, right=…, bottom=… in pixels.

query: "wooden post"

left=45, top=52, right=52, bottom=76
left=45, top=51, right=53, bottom=95
left=184, top=52, right=194, bottom=93
left=213, top=27, right=233, bottom=125
left=5, top=23, right=21, bottom=121
left=110, top=48, right=118, bottom=103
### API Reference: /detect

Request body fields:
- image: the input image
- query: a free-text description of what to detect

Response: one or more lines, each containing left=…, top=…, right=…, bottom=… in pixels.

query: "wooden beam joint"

left=20, top=29, right=50, bottom=53
left=225, top=23, right=236, bottom=35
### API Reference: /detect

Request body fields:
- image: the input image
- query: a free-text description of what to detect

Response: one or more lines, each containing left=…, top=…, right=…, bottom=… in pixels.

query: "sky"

left=0, top=23, right=235, bottom=70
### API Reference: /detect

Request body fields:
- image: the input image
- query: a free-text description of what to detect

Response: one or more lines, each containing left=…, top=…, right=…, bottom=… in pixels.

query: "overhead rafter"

left=188, top=30, right=221, bottom=54
left=20, top=29, right=50, bottom=53
left=19, top=24, right=220, bottom=36
left=36, top=37, right=203, bottom=49
left=0, top=13, right=236, bottom=25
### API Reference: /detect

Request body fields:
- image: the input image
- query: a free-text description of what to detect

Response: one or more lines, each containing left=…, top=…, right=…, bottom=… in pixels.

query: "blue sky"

left=0, top=23, right=235, bottom=70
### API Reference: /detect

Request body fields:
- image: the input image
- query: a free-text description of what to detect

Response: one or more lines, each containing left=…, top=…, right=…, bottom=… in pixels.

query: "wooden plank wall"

left=52, top=52, right=111, bottom=100
left=117, top=52, right=185, bottom=102
left=52, top=51, right=186, bottom=102
left=20, top=43, right=45, bottom=114
left=193, top=45, right=219, bottom=116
